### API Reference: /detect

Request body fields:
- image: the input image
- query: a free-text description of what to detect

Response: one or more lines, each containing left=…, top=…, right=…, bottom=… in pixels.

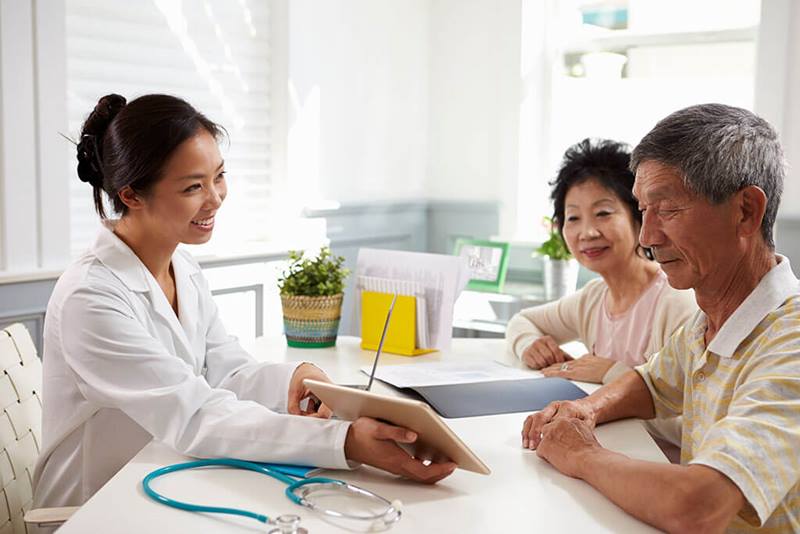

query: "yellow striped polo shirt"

left=636, top=255, right=800, bottom=533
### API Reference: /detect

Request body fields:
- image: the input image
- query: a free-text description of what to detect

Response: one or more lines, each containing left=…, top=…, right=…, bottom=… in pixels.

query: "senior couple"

left=508, top=103, right=799, bottom=533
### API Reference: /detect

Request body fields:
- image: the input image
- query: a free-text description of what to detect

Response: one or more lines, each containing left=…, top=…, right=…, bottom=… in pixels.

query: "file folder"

left=360, top=290, right=435, bottom=356
left=410, top=377, right=588, bottom=418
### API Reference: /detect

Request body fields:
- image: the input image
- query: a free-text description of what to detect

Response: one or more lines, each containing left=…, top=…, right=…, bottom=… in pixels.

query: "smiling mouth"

left=581, top=246, right=608, bottom=257
left=191, top=217, right=215, bottom=228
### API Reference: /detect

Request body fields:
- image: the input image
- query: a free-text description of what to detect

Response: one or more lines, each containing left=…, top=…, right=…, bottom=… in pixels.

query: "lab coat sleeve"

left=58, top=284, right=351, bottom=469
left=202, top=296, right=300, bottom=414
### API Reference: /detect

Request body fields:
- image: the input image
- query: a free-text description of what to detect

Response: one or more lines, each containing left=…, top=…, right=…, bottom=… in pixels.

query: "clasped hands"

left=522, top=335, right=614, bottom=384
left=522, top=400, right=602, bottom=478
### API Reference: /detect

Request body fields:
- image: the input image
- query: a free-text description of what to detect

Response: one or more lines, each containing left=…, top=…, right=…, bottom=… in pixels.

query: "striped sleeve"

left=689, top=328, right=800, bottom=527
left=634, top=325, right=687, bottom=419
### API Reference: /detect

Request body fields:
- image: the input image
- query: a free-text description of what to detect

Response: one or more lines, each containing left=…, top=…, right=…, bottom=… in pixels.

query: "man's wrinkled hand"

left=521, top=400, right=596, bottom=450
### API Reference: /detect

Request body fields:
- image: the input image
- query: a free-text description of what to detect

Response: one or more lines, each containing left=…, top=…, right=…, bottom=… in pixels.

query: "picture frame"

left=454, top=238, right=510, bottom=292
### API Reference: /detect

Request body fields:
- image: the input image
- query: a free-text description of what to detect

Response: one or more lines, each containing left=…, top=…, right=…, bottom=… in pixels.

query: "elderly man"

left=521, top=103, right=799, bottom=533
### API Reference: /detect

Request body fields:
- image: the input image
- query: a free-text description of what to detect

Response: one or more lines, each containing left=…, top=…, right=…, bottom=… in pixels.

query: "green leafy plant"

left=278, top=247, right=350, bottom=296
left=534, top=216, right=572, bottom=260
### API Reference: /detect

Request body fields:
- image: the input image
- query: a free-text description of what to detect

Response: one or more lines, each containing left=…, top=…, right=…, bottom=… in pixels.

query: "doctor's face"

left=141, top=129, right=227, bottom=245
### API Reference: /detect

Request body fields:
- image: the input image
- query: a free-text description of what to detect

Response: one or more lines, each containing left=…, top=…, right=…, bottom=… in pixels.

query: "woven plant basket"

left=281, top=294, right=344, bottom=348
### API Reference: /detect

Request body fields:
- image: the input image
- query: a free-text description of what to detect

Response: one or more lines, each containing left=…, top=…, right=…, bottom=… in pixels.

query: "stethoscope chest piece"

left=267, top=514, right=308, bottom=534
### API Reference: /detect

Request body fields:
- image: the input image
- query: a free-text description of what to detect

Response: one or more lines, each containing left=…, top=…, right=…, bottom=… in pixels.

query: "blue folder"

left=410, top=377, right=588, bottom=418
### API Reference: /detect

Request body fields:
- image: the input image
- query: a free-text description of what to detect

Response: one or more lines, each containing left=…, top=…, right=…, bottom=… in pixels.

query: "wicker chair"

left=0, top=324, right=76, bottom=532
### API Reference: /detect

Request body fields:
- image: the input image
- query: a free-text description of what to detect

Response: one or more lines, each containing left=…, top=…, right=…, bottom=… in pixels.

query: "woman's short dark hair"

left=76, top=93, right=224, bottom=219
left=550, top=138, right=649, bottom=258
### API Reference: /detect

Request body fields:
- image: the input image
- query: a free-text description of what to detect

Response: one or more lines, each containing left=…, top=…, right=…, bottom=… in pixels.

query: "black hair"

left=549, top=138, right=651, bottom=259
left=76, top=93, right=224, bottom=219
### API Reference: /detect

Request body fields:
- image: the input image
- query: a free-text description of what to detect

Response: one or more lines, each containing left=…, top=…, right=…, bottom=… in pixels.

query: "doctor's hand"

left=535, top=417, right=601, bottom=479
left=521, top=399, right=596, bottom=450
left=541, top=354, right=615, bottom=384
left=344, top=417, right=457, bottom=484
left=522, top=336, right=573, bottom=369
left=287, top=363, right=333, bottom=418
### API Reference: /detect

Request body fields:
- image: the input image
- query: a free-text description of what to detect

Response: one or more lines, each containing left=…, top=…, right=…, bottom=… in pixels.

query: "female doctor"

left=33, top=94, right=456, bottom=510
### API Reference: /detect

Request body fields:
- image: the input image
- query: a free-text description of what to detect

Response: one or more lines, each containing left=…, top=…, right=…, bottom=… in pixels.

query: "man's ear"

left=117, top=185, right=145, bottom=211
left=736, top=185, right=768, bottom=239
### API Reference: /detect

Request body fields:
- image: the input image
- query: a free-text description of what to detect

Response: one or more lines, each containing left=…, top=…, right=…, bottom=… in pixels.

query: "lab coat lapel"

left=173, top=252, right=202, bottom=350
left=92, top=224, right=199, bottom=369
left=145, top=270, right=195, bottom=366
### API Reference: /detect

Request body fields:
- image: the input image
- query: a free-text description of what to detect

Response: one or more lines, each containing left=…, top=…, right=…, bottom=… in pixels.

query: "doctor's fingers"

left=371, top=420, right=418, bottom=444
left=399, top=457, right=457, bottom=484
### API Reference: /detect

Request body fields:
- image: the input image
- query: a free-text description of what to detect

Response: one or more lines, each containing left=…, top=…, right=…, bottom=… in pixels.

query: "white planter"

left=542, top=257, right=579, bottom=301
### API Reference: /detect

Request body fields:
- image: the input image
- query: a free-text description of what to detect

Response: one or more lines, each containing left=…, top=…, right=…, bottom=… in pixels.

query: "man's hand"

left=344, top=417, right=457, bottom=484
left=522, top=336, right=573, bottom=369
left=541, top=354, right=615, bottom=384
left=287, top=363, right=332, bottom=418
left=521, top=400, right=596, bottom=449
left=535, top=417, right=601, bottom=478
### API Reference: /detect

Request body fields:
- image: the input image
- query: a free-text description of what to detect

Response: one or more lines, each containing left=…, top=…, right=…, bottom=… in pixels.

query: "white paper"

left=355, top=248, right=469, bottom=350
left=361, top=361, right=536, bottom=388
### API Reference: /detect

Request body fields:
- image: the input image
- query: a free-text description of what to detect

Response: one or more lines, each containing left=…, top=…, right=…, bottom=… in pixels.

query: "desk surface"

left=58, top=337, right=663, bottom=533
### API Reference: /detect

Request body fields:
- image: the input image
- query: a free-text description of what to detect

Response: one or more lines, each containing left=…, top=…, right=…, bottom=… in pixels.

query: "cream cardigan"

left=506, top=276, right=697, bottom=384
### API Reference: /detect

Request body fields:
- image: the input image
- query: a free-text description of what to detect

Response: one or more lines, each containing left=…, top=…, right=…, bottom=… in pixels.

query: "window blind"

left=66, top=0, right=273, bottom=257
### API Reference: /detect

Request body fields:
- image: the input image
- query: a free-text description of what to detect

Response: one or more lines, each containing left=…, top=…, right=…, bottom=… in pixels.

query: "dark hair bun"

left=77, top=94, right=127, bottom=188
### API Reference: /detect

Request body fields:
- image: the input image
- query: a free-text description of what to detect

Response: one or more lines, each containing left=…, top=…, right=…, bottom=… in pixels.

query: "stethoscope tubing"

left=142, top=458, right=389, bottom=525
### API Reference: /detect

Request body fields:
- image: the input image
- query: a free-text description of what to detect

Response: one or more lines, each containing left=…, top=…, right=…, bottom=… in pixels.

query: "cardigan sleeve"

left=505, top=278, right=606, bottom=359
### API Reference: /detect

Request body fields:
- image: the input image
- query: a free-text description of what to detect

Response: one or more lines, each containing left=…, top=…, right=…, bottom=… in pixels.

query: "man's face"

left=633, top=160, right=739, bottom=291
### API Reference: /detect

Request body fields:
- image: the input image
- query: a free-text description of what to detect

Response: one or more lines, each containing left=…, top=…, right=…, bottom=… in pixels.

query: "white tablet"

left=303, top=379, right=491, bottom=475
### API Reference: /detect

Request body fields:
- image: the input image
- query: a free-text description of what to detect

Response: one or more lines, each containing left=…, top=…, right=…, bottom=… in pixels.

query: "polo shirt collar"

left=706, top=254, right=799, bottom=358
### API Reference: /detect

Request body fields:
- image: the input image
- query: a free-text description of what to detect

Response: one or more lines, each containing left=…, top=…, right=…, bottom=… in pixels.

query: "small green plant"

left=278, top=247, right=350, bottom=296
left=534, top=216, right=572, bottom=260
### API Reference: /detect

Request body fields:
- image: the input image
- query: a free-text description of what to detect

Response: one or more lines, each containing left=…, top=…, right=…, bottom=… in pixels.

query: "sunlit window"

left=517, top=0, right=761, bottom=241
left=66, top=0, right=275, bottom=257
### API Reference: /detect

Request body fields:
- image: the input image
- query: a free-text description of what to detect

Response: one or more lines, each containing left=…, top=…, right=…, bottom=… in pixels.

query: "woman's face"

left=136, top=129, right=227, bottom=246
left=561, top=178, right=639, bottom=275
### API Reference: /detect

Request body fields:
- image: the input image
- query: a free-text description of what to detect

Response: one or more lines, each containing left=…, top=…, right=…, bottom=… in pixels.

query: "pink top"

left=593, top=270, right=669, bottom=367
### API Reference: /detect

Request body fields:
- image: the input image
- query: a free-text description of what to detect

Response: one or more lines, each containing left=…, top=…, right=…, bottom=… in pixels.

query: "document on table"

left=355, top=248, right=470, bottom=350
left=360, top=361, right=536, bottom=388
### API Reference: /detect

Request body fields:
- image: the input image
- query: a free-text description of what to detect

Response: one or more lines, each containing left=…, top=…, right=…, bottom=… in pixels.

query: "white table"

left=57, top=337, right=664, bottom=533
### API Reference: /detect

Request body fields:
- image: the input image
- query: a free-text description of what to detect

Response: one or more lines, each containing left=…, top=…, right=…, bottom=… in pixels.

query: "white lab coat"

left=33, top=224, right=352, bottom=508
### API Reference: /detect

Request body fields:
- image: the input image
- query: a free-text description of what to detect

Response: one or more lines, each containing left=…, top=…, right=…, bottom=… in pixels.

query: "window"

left=517, top=0, right=761, bottom=241
left=66, top=0, right=276, bottom=257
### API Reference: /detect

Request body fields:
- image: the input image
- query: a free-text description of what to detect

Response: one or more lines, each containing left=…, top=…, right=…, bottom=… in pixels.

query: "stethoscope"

left=142, top=458, right=402, bottom=533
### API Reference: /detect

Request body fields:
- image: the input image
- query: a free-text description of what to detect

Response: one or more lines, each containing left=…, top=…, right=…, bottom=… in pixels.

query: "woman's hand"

left=541, top=354, right=615, bottom=384
left=287, top=363, right=333, bottom=418
left=521, top=335, right=573, bottom=369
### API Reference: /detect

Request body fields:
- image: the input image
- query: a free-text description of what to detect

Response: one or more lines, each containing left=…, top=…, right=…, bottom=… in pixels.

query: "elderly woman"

left=523, top=104, right=800, bottom=533
left=507, top=139, right=696, bottom=385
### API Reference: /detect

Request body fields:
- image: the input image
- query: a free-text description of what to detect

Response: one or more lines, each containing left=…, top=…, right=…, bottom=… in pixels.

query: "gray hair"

left=630, top=103, right=785, bottom=248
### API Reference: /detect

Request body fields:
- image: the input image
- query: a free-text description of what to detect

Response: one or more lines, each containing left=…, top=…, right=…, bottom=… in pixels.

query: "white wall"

left=287, top=0, right=430, bottom=204
left=755, top=0, right=800, bottom=218
left=426, top=0, right=521, bottom=220
left=286, top=0, right=522, bottom=224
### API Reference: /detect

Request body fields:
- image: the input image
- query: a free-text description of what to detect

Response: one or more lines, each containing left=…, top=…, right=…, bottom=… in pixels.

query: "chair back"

left=0, top=324, right=43, bottom=534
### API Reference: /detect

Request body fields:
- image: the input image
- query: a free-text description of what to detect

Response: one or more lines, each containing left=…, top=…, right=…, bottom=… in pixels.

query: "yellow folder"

left=360, top=290, right=436, bottom=356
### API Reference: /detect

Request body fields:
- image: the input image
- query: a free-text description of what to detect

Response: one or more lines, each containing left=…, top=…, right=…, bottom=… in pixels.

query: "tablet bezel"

left=303, top=379, right=491, bottom=475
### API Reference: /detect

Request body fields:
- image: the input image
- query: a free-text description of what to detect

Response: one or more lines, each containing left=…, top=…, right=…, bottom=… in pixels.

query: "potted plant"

left=535, top=217, right=579, bottom=300
left=278, top=247, right=350, bottom=348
